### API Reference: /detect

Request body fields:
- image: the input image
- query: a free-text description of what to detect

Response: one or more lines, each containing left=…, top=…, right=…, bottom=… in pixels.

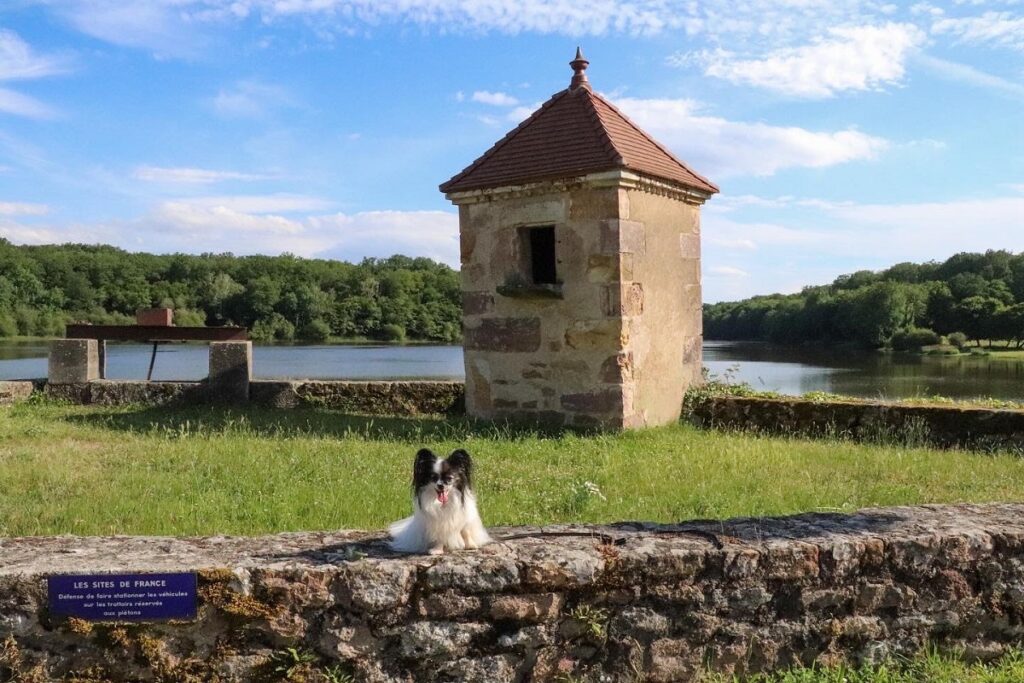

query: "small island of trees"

left=704, top=250, right=1024, bottom=351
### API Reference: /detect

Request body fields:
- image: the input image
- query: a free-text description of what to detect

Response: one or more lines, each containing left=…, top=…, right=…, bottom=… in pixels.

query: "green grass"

left=709, top=649, right=1024, bottom=682
left=988, top=348, right=1024, bottom=359
left=692, top=379, right=1024, bottom=411
left=2, top=401, right=1024, bottom=537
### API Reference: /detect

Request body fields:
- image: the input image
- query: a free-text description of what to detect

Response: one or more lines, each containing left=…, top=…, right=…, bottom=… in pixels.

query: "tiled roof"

left=440, top=83, right=718, bottom=196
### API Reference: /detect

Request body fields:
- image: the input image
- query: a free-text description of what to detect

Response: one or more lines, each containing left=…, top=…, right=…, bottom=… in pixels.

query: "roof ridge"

left=580, top=89, right=623, bottom=167
left=439, top=90, right=570, bottom=193
left=590, top=90, right=719, bottom=194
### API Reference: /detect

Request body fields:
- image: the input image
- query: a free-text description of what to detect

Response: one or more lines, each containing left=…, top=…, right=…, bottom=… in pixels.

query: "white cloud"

left=933, top=11, right=1024, bottom=50
left=212, top=79, right=297, bottom=118
left=828, top=196, right=1024, bottom=257
left=133, top=166, right=275, bottom=183
left=704, top=215, right=830, bottom=250
left=45, top=0, right=209, bottom=57
left=691, top=23, right=925, bottom=97
left=34, top=0, right=907, bottom=53
left=153, top=201, right=305, bottom=235
left=310, top=211, right=458, bottom=265
left=0, top=201, right=49, bottom=216
left=613, top=97, right=889, bottom=177
left=147, top=203, right=458, bottom=265
left=915, top=53, right=1024, bottom=98
left=507, top=107, right=532, bottom=122
left=707, top=265, right=750, bottom=277
left=702, top=194, right=1024, bottom=300
left=471, top=90, right=519, bottom=106
left=248, top=0, right=680, bottom=35
left=0, top=87, right=59, bottom=120
left=0, top=29, right=70, bottom=81
left=0, top=200, right=459, bottom=266
left=707, top=237, right=758, bottom=251
left=0, top=30, right=69, bottom=119
left=0, top=218, right=105, bottom=245
left=168, top=194, right=333, bottom=213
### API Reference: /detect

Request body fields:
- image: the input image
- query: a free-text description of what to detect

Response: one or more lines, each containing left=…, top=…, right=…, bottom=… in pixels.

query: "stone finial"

left=569, top=46, right=590, bottom=91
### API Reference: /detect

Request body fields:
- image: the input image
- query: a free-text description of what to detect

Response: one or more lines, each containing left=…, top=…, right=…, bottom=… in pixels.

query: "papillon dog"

left=388, top=448, right=491, bottom=555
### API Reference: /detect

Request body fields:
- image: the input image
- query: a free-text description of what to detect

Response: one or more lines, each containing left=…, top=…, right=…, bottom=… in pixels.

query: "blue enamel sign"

left=48, top=572, right=197, bottom=622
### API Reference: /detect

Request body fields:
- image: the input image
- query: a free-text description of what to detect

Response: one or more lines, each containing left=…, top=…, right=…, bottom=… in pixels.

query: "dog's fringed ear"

left=413, top=448, right=437, bottom=488
left=447, top=449, right=473, bottom=488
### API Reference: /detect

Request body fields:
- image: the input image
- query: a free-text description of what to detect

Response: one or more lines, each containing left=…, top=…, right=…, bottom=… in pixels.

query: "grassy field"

left=2, top=401, right=1024, bottom=537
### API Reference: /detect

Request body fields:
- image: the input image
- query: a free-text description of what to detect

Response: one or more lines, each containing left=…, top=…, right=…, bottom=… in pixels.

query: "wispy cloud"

left=613, top=97, right=889, bottom=177
left=167, top=194, right=333, bottom=213
left=0, top=201, right=49, bottom=216
left=211, top=79, right=298, bottom=119
left=0, top=30, right=70, bottom=119
left=44, top=0, right=210, bottom=57
left=702, top=194, right=1024, bottom=301
left=140, top=204, right=458, bottom=265
left=707, top=265, right=749, bottom=278
left=0, top=200, right=459, bottom=266
left=0, top=29, right=70, bottom=81
left=0, top=87, right=60, bottom=120
left=33, top=0, right=904, bottom=52
left=470, top=90, right=519, bottom=106
left=915, top=53, right=1024, bottom=99
left=933, top=11, right=1024, bottom=51
left=684, top=23, right=924, bottom=98
left=133, top=166, right=277, bottom=184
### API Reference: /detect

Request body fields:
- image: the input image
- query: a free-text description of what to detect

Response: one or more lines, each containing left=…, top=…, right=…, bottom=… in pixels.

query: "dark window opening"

left=528, top=226, right=557, bottom=285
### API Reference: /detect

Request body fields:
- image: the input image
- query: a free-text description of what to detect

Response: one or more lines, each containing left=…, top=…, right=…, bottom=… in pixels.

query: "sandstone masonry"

left=2, top=504, right=1024, bottom=681
left=442, top=52, right=716, bottom=430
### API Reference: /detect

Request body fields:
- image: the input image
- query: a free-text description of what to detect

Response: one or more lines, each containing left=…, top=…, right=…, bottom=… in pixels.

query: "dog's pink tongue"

left=437, top=490, right=449, bottom=505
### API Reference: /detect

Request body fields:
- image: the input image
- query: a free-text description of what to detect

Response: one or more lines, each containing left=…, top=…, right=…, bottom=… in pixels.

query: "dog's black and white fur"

left=388, top=448, right=490, bottom=555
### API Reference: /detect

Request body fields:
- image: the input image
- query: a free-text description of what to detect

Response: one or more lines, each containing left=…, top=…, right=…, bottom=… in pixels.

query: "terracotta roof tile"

left=440, top=84, right=717, bottom=196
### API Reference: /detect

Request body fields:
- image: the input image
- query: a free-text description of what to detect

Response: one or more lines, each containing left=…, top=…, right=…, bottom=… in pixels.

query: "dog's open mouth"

left=436, top=489, right=449, bottom=504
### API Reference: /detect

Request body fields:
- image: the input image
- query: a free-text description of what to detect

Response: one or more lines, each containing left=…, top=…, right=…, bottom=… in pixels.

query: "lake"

left=2, top=339, right=1023, bottom=401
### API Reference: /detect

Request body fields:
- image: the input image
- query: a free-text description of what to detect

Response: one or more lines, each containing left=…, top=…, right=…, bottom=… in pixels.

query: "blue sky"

left=0, top=1, right=1021, bottom=302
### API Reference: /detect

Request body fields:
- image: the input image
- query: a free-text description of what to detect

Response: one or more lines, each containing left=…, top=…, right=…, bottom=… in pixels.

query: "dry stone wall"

left=688, top=394, right=1024, bottom=450
left=24, top=380, right=465, bottom=416
left=2, top=504, right=1024, bottom=682
left=9, top=380, right=1024, bottom=448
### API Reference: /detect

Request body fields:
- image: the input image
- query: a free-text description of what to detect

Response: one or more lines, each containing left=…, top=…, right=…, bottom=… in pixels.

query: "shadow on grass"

left=62, top=404, right=581, bottom=442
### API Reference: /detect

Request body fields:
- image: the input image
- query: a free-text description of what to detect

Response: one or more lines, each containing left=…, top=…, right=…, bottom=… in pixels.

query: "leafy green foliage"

left=947, top=331, right=969, bottom=349
left=705, top=249, right=1024, bottom=349
left=891, top=327, right=940, bottom=351
left=0, top=239, right=460, bottom=342
left=269, top=647, right=316, bottom=680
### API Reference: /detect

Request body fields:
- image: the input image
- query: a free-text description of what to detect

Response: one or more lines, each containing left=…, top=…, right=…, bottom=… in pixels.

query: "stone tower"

left=440, top=50, right=718, bottom=429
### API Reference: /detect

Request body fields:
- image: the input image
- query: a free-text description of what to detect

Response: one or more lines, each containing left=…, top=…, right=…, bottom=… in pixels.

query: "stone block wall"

left=456, top=179, right=704, bottom=430
left=621, top=188, right=703, bottom=427
left=2, top=504, right=1024, bottom=681
left=27, top=379, right=465, bottom=416
left=459, top=186, right=626, bottom=429
left=687, top=394, right=1024, bottom=450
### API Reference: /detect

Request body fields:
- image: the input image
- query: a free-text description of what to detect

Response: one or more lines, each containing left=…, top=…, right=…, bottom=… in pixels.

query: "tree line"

left=704, top=250, right=1024, bottom=349
left=0, top=239, right=462, bottom=343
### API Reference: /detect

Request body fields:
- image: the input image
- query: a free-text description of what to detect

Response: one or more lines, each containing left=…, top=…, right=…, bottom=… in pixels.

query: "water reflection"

left=2, top=339, right=1023, bottom=402
left=704, top=340, right=1024, bottom=401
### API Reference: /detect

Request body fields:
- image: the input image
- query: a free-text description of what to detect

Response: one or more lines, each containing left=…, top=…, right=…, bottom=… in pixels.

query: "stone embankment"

left=688, top=394, right=1024, bottom=449
left=8, top=378, right=1024, bottom=449
left=0, top=379, right=464, bottom=415
left=2, top=504, right=1023, bottom=681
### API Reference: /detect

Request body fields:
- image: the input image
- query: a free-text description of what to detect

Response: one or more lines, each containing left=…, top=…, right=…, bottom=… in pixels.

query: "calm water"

left=2, top=339, right=1023, bottom=401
